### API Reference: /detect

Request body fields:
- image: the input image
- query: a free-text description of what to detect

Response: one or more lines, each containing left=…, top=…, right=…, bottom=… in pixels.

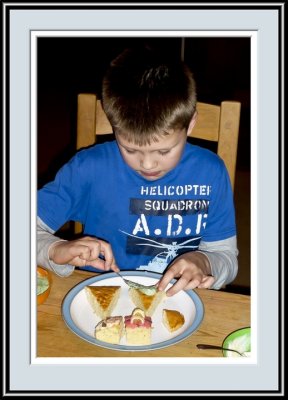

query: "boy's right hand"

left=48, top=236, right=119, bottom=272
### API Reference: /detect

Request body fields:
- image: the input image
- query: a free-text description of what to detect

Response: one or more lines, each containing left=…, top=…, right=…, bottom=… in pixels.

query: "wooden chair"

left=76, top=93, right=241, bottom=233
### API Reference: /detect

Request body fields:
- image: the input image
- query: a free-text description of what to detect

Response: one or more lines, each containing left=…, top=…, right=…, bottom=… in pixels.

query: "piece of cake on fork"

left=129, top=288, right=166, bottom=317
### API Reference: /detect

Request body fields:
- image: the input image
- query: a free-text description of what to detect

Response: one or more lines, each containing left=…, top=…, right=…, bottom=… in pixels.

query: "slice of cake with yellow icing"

left=129, top=288, right=166, bottom=317
left=85, top=285, right=121, bottom=319
left=162, top=309, right=185, bottom=332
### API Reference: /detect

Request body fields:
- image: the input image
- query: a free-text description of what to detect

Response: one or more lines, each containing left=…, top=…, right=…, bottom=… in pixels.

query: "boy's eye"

left=159, top=150, right=170, bottom=155
left=125, top=149, right=136, bottom=154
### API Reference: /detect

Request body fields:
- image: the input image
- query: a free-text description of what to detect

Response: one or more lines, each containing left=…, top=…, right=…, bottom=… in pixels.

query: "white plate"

left=62, top=271, right=204, bottom=351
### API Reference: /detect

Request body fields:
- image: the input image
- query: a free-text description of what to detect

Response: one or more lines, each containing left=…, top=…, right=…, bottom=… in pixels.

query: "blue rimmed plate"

left=62, top=270, right=204, bottom=351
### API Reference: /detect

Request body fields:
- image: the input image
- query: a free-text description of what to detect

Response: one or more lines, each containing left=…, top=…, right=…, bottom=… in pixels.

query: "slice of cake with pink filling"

left=124, top=308, right=153, bottom=345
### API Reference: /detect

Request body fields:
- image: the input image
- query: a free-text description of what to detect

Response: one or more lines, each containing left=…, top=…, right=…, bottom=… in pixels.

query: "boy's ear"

left=187, top=111, right=198, bottom=136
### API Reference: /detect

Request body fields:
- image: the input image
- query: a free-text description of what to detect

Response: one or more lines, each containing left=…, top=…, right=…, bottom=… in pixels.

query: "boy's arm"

left=198, top=236, right=239, bottom=289
left=37, top=216, right=75, bottom=277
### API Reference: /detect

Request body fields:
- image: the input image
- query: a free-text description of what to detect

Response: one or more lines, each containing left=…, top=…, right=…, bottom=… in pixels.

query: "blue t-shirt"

left=38, top=141, right=236, bottom=274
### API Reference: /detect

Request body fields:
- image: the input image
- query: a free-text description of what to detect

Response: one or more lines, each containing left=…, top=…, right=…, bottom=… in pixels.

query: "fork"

left=115, top=271, right=159, bottom=296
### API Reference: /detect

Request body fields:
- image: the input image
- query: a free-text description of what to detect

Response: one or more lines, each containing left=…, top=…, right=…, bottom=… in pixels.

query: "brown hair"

left=102, top=47, right=197, bottom=146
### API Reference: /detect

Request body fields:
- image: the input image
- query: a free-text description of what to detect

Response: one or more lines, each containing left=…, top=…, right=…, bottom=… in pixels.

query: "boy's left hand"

left=157, top=252, right=215, bottom=297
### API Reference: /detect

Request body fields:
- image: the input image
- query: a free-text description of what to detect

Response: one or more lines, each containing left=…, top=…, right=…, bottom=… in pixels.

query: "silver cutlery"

left=115, top=271, right=159, bottom=296
left=196, top=344, right=248, bottom=357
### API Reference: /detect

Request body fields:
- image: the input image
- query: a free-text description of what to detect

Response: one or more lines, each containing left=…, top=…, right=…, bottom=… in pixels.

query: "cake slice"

left=162, top=309, right=185, bottom=332
left=85, top=285, right=121, bottom=319
left=95, top=316, right=124, bottom=344
left=124, top=308, right=152, bottom=345
left=129, top=288, right=166, bottom=317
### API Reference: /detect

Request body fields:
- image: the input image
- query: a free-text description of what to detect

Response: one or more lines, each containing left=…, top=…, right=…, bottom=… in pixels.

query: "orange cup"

left=37, top=266, right=52, bottom=305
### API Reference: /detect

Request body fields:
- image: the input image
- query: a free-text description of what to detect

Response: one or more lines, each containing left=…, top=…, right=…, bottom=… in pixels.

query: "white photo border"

left=30, top=29, right=257, bottom=367
left=5, top=3, right=283, bottom=395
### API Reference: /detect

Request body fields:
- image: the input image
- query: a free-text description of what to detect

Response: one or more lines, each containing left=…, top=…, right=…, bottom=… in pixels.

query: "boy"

left=37, top=47, right=238, bottom=296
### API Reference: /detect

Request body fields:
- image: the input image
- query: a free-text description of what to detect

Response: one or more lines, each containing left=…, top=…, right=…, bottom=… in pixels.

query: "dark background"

left=37, top=37, right=250, bottom=185
left=37, top=37, right=251, bottom=292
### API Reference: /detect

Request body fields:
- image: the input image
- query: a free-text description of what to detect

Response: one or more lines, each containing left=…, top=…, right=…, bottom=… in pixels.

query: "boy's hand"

left=157, top=252, right=215, bottom=296
left=48, top=236, right=119, bottom=272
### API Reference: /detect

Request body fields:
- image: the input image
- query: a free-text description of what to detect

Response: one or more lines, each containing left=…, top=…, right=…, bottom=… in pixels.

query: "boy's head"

left=102, top=46, right=197, bottom=146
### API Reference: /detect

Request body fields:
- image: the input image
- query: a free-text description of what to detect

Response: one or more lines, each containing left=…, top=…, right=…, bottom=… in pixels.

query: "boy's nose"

left=140, top=155, right=157, bottom=170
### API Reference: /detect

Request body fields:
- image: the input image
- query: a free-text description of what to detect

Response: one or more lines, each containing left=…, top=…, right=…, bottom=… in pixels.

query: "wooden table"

left=37, top=270, right=250, bottom=358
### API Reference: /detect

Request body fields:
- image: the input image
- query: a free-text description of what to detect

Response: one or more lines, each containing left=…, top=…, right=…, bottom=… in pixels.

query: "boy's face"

left=116, top=129, right=187, bottom=181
